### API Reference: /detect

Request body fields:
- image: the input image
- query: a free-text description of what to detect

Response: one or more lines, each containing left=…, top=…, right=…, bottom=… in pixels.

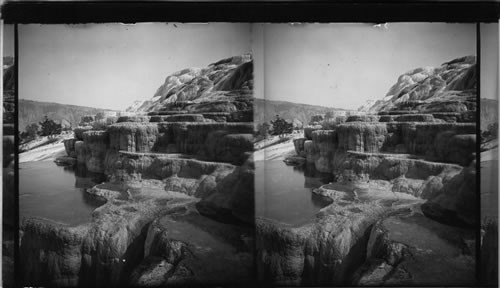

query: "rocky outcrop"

left=150, top=114, right=205, bottom=123
left=79, top=131, right=109, bottom=173
left=421, top=163, right=477, bottom=227
left=203, top=132, right=253, bottom=164
left=334, top=151, right=462, bottom=183
left=200, top=155, right=255, bottom=224
left=20, top=155, right=254, bottom=286
left=298, top=121, right=475, bottom=173
left=169, top=122, right=253, bottom=163
left=336, top=123, right=387, bottom=153
left=21, top=54, right=255, bottom=287
left=131, top=206, right=254, bottom=286
left=116, top=115, right=150, bottom=123
left=55, top=156, right=77, bottom=166
left=257, top=180, right=423, bottom=285
left=346, top=115, right=379, bottom=122
left=106, top=152, right=254, bottom=224
left=353, top=207, right=475, bottom=286
left=367, top=56, right=476, bottom=114
left=64, top=138, right=78, bottom=158
left=107, top=123, right=158, bottom=153
left=126, top=54, right=253, bottom=115
left=304, top=125, right=322, bottom=140
left=293, top=138, right=306, bottom=157
left=402, top=123, right=475, bottom=164
left=263, top=55, right=478, bottom=286
left=20, top=195, right=196, bottom=287
left=74, top=126, right=92, bottom=140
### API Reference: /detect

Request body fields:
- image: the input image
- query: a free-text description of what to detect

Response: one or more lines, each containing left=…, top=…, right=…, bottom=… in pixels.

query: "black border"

left=2, top=1, right=500, bottom=24
left=476, top=22, right=482, bottom=285
left=3, top=2, right=498, bottom=287
left=12, top=23, right=19, bottom=288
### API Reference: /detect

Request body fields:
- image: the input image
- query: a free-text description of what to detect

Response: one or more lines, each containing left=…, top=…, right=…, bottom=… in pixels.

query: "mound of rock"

left=126, top=54, right=253, bottom=119
left=263, top=56, right=477, bottom=286
left=366, top=56, right=476, bottom=115
left=21, top=54, right=255, bottom=287
left=353, top=207, right=475, bottom=286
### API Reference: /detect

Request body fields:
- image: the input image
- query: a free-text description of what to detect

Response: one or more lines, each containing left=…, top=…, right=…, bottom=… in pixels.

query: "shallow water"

left=255, top=160, right=333, bottom=226
left=20, top=161, right=107, bottom=226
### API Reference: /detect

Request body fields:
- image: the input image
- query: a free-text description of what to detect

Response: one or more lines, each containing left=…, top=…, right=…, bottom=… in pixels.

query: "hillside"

left=19, top=99, right=115, bottom=132
left=254, top=98, right=346, bottom=126
left=481, top=98, right=499, bottom=131
left=126, top=54, right=253, bottom=114
left=366, top=55, right=476, bottom=113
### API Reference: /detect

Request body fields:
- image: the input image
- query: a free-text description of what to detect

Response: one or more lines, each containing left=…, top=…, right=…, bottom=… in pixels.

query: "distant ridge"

left=254, top=98, right=346, bottom=125
left=19, top=99, right=116, bottom=131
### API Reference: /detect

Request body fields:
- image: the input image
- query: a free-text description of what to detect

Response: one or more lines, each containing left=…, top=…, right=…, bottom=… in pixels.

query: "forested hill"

left=254, top=98, right=345, bottom=126
left=19, top=99, right=115, bottom=132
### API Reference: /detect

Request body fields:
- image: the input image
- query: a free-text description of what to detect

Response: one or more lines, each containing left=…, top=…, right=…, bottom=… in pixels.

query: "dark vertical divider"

left=475, top=22, right=481, bottom=286
left=13, top=23, right=20, bottom=288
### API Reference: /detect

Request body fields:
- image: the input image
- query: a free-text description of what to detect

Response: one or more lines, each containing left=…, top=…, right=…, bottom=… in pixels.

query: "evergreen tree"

left=39, top=116, right=62, bottom=139
left=24, top=123, right=40, bottom=141
left=271, top=115, right=293, bottom=138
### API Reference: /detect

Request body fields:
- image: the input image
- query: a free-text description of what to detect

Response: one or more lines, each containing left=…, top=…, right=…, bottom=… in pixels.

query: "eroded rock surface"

left=21, top=194, right=195, bottom=287
left=353, top=206, right=475, bottom=286
left=126, top=54, right=253, bottom=117
left=257, top=55, right=477, bottom=286
left=131, top=204, right=254, bottom=286
left=21, top=54, right=255, bottom=287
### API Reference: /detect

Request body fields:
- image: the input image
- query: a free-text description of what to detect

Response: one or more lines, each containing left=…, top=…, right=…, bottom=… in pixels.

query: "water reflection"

left=293, top=163, right=334, bottom=188
left=20, top=161, right=107, bottom=226
left=256, top=160, right=333, bottom=226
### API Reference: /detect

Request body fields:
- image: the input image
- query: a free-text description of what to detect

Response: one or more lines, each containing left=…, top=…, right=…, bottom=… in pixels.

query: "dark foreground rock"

left=353, top=206, right=475, bottom=286
left=257, top=179, right=423, bottom=286
left=256, top=55, right=478, bottom=286
left=131, top=204, right=254, bottom=286
left=20, top=193, right=196, bottom=287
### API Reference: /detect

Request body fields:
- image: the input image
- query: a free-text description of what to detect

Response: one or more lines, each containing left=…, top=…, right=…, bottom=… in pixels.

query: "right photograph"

left=254, top=22, right=480, bottom=286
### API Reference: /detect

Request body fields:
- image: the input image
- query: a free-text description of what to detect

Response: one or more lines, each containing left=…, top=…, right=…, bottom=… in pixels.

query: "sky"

left=19, top=23, right=251, bottom=110
left=2, top=24, right=15, bottom=58
left=258, top=23, right=477, bottom=109
left=480, top=22, right=499, bottom=101
left=12, top=22, right=497, bottom=111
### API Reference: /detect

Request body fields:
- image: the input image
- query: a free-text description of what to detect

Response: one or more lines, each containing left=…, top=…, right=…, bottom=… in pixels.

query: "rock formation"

left=21, top=54, right=254, bottom=287
left=126, top=54, right=253, bottom=116
left=260, top=56, right=478, bottom=286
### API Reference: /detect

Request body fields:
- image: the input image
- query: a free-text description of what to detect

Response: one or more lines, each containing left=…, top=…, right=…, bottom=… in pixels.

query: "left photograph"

left=18, top=23, right=255, bottom=287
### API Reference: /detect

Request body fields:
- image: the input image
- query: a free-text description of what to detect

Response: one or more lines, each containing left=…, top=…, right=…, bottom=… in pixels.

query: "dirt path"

left=254, top=138, right=297, bottom=161
left=19, top=134, right=73, bottom=163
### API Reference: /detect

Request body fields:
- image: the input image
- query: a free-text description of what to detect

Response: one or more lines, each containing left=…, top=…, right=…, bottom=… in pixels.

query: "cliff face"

left=366, top=56, right=476, bottom=114
left=300, top=56, right=478, bottom=173
left=127, top=54, right=253, bottom=115
left=267, top=56, right=478, bottom=286
left=20, top=196, right=197, bottom=287
left=22, top=54, right=255, bottom=286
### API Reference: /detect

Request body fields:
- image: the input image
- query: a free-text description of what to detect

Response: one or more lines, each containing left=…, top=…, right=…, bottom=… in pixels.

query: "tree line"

left=256, top=115, right=294, bottom=138
left=20, top=116, right=64, bottom=142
